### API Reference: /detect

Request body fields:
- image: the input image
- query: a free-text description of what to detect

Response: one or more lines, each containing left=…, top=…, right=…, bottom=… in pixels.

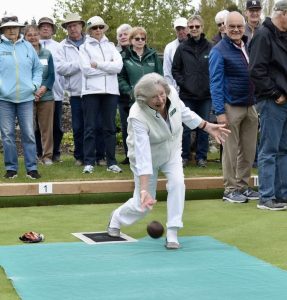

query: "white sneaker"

left=82, top=165, right=94, bottom=174
left=107, top=165, right=122, bottom=173
left=42, top=158, right=53, bottom=166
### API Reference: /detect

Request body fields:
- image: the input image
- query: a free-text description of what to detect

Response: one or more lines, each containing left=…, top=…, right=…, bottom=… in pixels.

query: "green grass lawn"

left=0, top=152, right=226, bottom=183
left=1, top=199, right=287, bottom=299
left=0, top=150, right=261, bottom=299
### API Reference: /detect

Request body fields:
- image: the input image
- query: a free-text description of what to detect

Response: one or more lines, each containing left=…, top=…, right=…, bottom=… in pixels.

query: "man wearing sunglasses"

left=163, top=17, right=188, bottom=90
left=212, top=10, right=229, bottom=45
left=209, top=11, right=259, bottom=204
left=172, top=15, right=212, bottom=169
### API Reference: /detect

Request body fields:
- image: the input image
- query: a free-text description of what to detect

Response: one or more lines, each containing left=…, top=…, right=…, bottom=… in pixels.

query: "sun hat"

left=61, top=13, right=85, bottom=29
left=38, top=17, right=57, bottom=33
left=0, top=20, right=25, bottom=29
left=86, top=16, right=109, bottom=32
left=173, top=17, right=187, bottom=29
left=0, top=13, right=24, bottom=29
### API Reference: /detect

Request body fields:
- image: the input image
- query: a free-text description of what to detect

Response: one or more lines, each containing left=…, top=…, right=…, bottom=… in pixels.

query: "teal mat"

left=1, top=236, right=287, bottom=300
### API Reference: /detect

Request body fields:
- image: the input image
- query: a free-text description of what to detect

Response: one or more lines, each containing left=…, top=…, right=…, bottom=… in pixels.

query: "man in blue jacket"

left=209, top=11, right=259, bottom=203
left=249, top=0, right=287, bottom=211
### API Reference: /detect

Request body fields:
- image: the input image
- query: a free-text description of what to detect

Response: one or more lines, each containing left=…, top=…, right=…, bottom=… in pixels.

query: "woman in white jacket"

left=79, top=16, right=123, bottom=174
left=107, top=73, right=230, bottom=249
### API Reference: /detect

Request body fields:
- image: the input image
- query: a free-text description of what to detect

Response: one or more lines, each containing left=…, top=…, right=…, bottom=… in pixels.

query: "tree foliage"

left=53, top=0, right=272, bottom=50
left=53, top=0, right=194, bottom=51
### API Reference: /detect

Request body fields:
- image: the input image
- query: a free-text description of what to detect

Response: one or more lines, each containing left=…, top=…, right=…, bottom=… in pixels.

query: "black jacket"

left=249, top=17, right=287, bottom=101
left=172, top=34, right=212, bottom=101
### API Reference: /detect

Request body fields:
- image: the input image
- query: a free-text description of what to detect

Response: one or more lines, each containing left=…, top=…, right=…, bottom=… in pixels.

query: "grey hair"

left=134, top=73, right=171, bottom=106
left=188, top=15, right=204, bottom=27
left=116, top=23, right=132, bottom=39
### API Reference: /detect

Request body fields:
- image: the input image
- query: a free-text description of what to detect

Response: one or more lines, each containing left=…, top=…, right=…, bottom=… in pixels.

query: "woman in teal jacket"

left=0, top=18, right=42, bottom=179
left=25, top=24, right=55, bottom=166
left=118, top=27, right=163, bottom=106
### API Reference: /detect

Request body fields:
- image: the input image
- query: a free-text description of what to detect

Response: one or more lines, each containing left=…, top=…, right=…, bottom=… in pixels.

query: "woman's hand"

left=140, top=190, right=157, bottom=211
left=203, top=122, right=231, bottom=144
left=91, top=62, right=97, bottom=68
left=275, top=95, right=287, bottom=105
left=34, top=86, right=47, bottom=102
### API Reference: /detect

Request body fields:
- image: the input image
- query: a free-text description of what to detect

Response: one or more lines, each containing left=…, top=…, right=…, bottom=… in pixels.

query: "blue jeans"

left=182, top=98, right=211, bottom=161
left=70, top=96, right=84, bottom=161
left=0, top=100, right=37, bottom=172
left=256, top=100, right=287, bottom=202
left=82, top=94, right=118, bottom=166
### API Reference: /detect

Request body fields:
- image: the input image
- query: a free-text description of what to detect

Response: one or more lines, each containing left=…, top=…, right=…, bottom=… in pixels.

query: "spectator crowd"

left=1, top=0, right=287, bottom=212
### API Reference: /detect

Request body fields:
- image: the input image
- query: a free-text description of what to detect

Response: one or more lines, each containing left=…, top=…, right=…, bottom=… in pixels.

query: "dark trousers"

left=82, top=94, right=118, bottom=167
left=182, top=98, right=211, bottom=161
left=70, top=96, right=84, bottom=161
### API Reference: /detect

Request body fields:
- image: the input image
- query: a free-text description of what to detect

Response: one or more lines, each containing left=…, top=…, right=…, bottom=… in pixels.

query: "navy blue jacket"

left=209, top=35, right=255, bottom=115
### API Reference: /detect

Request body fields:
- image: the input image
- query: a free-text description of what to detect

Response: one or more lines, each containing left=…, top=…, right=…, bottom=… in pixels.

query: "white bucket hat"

left=86, top=16, right=109, bottom=32
left=61, top=13, right=85, bottom=29
left=0, top=13, right=24, bottom=29
left=0, top=20, right=25, bottom=29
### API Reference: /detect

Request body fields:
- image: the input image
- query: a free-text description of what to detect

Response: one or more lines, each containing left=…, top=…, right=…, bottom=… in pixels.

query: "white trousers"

left=112, top=149, right=185, bottom=229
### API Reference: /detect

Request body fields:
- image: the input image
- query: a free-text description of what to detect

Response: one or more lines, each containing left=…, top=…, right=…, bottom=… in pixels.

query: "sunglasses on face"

left=2, top=16, right=18, bottom=23
left=134, top=37, right=146, bottom=41
left=91, top=25, right=105, bottom=30
left=217, top=22, right=224, bottom=27
left=189, top=25, right=201, bottom=29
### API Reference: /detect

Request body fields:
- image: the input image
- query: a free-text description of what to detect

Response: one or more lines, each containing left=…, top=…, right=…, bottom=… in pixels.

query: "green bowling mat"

left=0, top=236, right=287, bottom=300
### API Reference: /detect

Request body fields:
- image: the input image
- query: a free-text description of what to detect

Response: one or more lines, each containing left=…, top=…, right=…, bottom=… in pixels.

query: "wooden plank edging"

left=0, top=176, right=258, bottom=197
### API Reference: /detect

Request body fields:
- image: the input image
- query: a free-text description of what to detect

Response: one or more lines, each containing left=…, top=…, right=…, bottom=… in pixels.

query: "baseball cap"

left=273, top=0, right=287, bottom=11
left=246, top=0, right=262, bottom=9
left=173, top=17, right=187, bottom=29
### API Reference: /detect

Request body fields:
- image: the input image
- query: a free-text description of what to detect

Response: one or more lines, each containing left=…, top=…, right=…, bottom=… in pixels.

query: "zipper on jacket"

left=98, top=44, right=107, bottom=92
left=13, top=44, right=20, bottom=102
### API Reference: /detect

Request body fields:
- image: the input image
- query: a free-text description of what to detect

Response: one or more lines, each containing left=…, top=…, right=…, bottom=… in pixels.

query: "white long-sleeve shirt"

left=163, top=39, right=180, bottom=91
left=79, top=35, right=123, bottom=96
left=127, top=87, right=202, bottom=176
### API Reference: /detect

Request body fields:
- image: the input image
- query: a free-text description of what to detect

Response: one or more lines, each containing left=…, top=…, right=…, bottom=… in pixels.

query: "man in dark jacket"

left=209, top=11, right=259, bottom=204
left=172, top=15, right=212, bottom=168
left=249, top=0, right=287, bottom=211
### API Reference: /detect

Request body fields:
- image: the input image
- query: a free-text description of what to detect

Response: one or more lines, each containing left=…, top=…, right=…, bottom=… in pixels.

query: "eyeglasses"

left=2, top=16, right=18, bottom=23
left=134, top=37, right=146, bottom=41
left=91, top=25, right=105, bottom=30
left=228, top=24, right=244, bottom=30
left=188, top=25, right=201, bottom=29
left=217, top=22, right=224, bottom=27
